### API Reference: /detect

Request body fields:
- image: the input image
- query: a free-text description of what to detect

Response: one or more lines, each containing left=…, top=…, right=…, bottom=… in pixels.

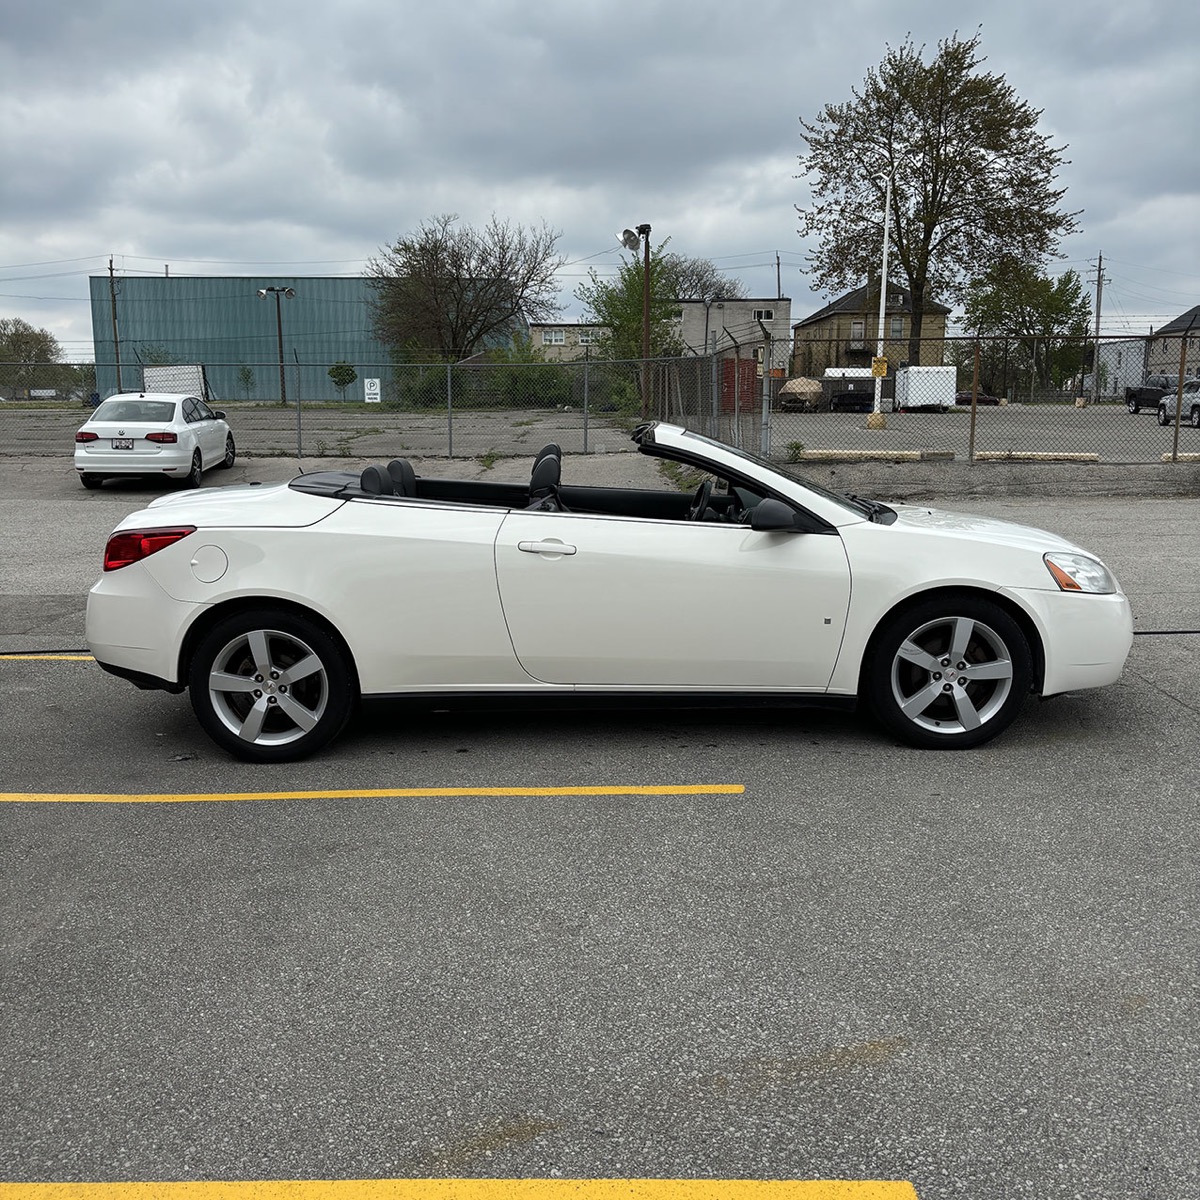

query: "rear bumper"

left=86, top=571, right=203, bottom=688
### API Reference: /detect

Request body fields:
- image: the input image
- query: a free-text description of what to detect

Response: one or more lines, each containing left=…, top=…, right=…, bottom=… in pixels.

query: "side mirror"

left=750, top=497, right=803, bottom=532
left=212, top=410, right=226, bottom=420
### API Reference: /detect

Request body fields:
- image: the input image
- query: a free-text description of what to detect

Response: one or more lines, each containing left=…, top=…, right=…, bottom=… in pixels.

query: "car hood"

left=115, top=480, right=343, bottom=531
left=888, top=503, right=1089, bottom=555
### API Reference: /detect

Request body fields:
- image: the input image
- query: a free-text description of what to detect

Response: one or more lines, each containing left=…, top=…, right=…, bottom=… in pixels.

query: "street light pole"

left=256, top=286, right=294, bottom=408
left=620, top=223, right=653, bottom=419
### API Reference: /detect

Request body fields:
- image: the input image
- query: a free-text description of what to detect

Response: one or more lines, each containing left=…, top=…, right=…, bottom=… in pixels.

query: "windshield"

left=671, top=428, right=874, bottom=517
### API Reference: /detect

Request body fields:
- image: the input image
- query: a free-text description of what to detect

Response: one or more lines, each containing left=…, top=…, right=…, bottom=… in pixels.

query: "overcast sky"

left=2, top=0, right=1197, bottom=360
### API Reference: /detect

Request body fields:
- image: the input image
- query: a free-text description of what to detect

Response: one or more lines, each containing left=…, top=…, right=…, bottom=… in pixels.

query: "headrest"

left=533, top=443, right=562, bottom=465
left=360, top=465, right=392, bottom=495
left=529, top=453, right=560, bottom=495
left=387, top=458, right=417, bottom=497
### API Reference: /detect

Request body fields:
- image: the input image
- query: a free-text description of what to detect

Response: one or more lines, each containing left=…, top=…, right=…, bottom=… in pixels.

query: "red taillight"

left=75, top=431, right=98, bottom=443
left=145, top=431, right=178, bottom=444
left=104, top=526, right=196, bottom=572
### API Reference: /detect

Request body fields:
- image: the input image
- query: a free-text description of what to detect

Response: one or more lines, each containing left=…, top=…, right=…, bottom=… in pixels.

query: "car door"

left=494, top=508, right=852, bottom=689
left=192, top=398, right=224, bottom=464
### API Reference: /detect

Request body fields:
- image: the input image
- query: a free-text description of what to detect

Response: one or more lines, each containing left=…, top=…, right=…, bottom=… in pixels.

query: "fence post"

left=446, top=363, right=453, bottom=458
left=968, top=337, right=980, bottom=462
left=583, top=352, right=590, bottom=455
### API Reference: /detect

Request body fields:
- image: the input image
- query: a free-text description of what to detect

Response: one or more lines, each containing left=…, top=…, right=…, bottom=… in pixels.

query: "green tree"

left=575, top=240, right=687, bottom=361
left=963, top=263, right=1091, bottom=390
left=796, top=30, right=1080, bottom=366
left=0, top=317, right=64, bottom=399
left=237, top=364, right=257, bottom=401
left=367, top=214, right=565, bottom=360
left=328, top=361, right=358, bottom=398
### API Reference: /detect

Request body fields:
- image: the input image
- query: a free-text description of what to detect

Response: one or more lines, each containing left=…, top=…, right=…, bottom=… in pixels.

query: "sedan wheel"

left=79, top=473, right=103, bottom=490
left=1191, top=407, right=1200, bottom=429
left=1158, top=407, right=1170, bottom=426
left=184, top=449, right=203, bottom=488
left=219, top=434, right=236, bottom=468
left=866, top=596, right=1032, bottom=749
left=189, top=609, right=355, bottom=762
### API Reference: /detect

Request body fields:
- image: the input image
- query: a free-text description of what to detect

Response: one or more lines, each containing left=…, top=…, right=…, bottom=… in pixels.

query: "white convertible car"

left=85, top=423, right=1133, bottom=762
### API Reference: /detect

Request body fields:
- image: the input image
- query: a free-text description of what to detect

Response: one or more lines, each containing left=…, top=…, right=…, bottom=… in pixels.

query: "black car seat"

left=386, top=458, right=417, bottom=497
left=527, top=452, right=566, bottom=512
left=533, top=442, right=562, bottom=466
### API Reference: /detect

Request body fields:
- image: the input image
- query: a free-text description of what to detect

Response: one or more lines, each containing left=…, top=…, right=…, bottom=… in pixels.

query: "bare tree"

left=367, top=214, right=566, bottom=360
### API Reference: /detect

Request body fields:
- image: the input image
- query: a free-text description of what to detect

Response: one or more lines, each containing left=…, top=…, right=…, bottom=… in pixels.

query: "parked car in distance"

left=1126, top=374, right=1179, bottom=414
left=1157, top=379, right=1200, bottom=427
left=954, top=390, right=1003, bottom=406
left=74, top=392, right=235, bottom=489
left=86, top=422, right=1134, bottom=763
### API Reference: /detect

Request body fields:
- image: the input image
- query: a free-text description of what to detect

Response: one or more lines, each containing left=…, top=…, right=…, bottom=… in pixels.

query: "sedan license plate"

left=111, top=438, right=134, bottom=450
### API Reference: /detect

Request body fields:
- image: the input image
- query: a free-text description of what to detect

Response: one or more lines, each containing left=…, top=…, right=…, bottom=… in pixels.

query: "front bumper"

left=1004, top=586, right=1134, bottom=695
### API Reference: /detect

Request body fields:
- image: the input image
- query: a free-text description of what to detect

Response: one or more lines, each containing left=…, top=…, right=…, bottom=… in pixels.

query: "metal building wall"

left=88, top=275, right=389, bottom=401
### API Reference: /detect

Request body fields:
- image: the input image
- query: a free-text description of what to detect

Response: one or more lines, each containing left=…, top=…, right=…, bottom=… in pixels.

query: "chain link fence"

left=3, top=332, right=1198, bottom=466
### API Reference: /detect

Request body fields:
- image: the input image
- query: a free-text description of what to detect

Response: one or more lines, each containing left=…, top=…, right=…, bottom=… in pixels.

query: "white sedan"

left=85, top=423, right=1133, bottom=762
left=74, top=391, right=235, bottom=489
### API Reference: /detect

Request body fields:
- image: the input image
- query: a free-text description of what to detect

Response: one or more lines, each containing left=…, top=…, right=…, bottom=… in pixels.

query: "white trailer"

left=892, top=365, right=955, bottom=412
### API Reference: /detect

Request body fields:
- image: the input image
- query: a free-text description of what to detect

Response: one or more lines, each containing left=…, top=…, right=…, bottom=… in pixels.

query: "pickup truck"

left=1125, top=374, right=1178, bottom=413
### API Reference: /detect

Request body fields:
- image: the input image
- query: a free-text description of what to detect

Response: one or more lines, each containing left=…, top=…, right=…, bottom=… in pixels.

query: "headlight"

left=1043, top=552, right=1117, bottom=594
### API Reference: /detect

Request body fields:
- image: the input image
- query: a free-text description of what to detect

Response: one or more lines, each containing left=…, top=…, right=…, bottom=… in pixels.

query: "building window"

left=578, top=329, right=597, bottom=345
left=542, top=329, right=565, bottom=345
left=753, top=308, right=774, bottom=321
left=850, top=319, right=866, bottom=349
left=889, top=315, right=904, bottom=339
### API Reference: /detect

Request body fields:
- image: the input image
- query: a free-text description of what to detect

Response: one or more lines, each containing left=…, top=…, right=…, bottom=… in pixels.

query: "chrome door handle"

left=517, top=540, right=577, bottom=556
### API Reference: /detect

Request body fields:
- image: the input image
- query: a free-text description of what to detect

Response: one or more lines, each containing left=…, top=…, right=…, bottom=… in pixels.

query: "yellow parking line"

left=0, top=784, right=745, bottom=804
left=0, top=1181, right=918, bottom=1199
left=0, top=653, right=94, bottom=661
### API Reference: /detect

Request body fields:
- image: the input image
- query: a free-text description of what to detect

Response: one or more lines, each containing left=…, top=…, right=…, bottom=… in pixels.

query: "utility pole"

left=108, top=256, right=123, bottom=393
left=1089, top=252, right=1107, bottom=403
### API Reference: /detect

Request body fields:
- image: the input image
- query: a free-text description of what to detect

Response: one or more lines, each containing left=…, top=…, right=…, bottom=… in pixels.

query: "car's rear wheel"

left=219, top=434, right=236, bottom=468
left=865, top=596, right=1032, bottom=749
left=1127, top=398, right=1139, bottom=413
left=184, top=449, right=203, bottom=488
left=189, top=609, right=356, bottom=762
left=79, top=473, right=103, bottom=490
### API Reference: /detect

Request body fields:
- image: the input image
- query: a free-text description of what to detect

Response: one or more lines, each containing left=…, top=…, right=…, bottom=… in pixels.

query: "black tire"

left=219, top=434, right=236, bottom=469
left=865, top=595, right=1033, bottom=749
left=79, top=474, right=103, bottom=490
left=188, top=608, right=356, bottom=762
left=1191, top=407, right=1200, bottom=429
left=1158, top=406, right=1170, bottom=427
left=184, top=449, right=203, bottom=488
left=1127, top=398, right=1139, bottom=414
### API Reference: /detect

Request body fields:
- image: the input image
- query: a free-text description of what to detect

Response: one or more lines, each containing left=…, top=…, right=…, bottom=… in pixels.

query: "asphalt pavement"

left=1, top=454, right=1198, bottom=1199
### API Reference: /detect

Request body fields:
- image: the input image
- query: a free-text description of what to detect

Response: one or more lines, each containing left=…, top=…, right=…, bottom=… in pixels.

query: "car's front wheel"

left=1158, top=406, right=1170, bottom=426
left=865, top=596, right=1032, bottom=749
left=189, top=609, right=356, bottom=762
left=1190, top=407, right=1200, bottom=429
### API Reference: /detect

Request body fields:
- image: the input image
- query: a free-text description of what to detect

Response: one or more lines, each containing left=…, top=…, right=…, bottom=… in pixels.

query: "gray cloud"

left=2, top=0, right=1197, bottom=355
